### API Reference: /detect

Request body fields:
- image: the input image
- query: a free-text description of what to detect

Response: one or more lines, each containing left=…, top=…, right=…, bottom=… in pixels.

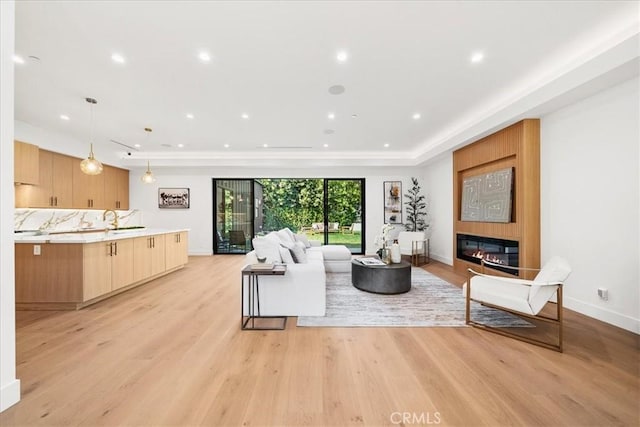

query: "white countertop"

left=14, top=228, right=189, bottom=244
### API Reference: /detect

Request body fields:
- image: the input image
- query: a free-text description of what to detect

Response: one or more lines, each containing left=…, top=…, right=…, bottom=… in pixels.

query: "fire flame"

left=471, top=250, right=506, bottom=265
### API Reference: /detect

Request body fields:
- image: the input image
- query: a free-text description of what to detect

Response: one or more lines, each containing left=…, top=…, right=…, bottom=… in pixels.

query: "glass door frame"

left=213, top=177, right=366, bottom=255
left=322, top=178, right=366, bottom=254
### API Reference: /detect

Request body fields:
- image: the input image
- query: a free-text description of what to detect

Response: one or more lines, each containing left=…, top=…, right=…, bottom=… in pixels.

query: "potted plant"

left=404, top=177, right=428, bottom=232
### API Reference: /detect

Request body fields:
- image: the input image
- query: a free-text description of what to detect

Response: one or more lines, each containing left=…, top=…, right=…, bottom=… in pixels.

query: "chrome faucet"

left=103, top=209, right=119, bottom=229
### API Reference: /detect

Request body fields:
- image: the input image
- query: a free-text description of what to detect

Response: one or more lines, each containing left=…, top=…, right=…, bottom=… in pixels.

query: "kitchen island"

left=15, top=228, right=189, bottom=310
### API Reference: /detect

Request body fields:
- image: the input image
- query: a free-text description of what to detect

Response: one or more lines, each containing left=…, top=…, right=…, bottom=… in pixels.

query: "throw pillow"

left=295, top=233, right=311, bottom=248
left=279, top=246, right=295, bottom=264
left=251, top=236, right=282, bottom=264
left=276, top=229, right=295, bottom=245
left=290, top=240, right=307, bottom=263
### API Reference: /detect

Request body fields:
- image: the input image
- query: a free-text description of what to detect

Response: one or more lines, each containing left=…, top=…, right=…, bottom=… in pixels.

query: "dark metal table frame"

left=241, top=264, right=287, bottom=330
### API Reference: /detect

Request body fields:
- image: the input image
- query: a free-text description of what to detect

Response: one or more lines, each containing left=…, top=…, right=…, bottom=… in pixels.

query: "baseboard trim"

left=0, top=379, right=20, bottom=412
left=565, top=297, right=639, bottom=334
left=430, top=254, right=453, bottom=266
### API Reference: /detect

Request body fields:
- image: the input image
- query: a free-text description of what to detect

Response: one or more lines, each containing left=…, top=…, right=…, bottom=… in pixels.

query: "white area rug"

left=297, top=268, right=531, bottom=328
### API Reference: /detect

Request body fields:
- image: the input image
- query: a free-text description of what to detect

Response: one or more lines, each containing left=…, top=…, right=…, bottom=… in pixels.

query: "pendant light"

left=80, top=97, right=104, bottom=175
left=141, top=127, right=156, bottom=183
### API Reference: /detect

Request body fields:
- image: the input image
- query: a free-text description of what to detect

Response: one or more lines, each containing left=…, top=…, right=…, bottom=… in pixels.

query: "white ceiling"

left=14, top=1, right=639, bottom=167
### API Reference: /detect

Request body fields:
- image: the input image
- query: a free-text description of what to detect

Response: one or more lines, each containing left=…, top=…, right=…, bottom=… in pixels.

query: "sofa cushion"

left=252, top=235, right=282, bottom=264
left=290, top=241, right=308, bottom=263
left=276, top=228, right=296, bottom=245
left=279, top=246, right=295, bottom=264
left=317, top=244, right=351, bottom=261
left=295, top=233, right=312, bottom=248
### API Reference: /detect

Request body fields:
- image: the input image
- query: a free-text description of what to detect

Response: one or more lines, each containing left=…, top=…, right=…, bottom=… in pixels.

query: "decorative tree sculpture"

left=404, top=177, right=428, bottom=231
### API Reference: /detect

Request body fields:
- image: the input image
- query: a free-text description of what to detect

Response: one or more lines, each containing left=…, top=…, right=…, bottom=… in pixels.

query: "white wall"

left=423, top=154, right=454, bottom=265
left=540, top=77, right=639, bottom=333
left=128, top=166, right=425, bottom=256
left=1, top=0, right=21, bottom=412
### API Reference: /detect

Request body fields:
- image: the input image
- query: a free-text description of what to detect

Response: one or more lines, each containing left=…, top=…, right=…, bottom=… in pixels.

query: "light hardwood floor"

left=1, top=256, right=638, bottom=426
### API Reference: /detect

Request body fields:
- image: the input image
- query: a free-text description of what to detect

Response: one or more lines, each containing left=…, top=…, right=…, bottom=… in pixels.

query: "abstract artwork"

left=461, top=167, right=513, bottom=223
left=383, top=181, right=402, bottom=224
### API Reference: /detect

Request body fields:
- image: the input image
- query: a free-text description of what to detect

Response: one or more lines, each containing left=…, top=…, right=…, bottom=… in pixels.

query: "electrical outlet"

left=33, top=245, right=41, bottom=255
left=597, top=288, right=608, bottom=301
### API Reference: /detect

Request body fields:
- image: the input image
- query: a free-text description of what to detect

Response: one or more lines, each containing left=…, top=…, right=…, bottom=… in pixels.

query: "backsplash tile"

left=14, top=209, right=143, bottom=232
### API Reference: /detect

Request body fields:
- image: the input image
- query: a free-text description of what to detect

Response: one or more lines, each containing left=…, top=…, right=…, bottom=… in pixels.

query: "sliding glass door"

left=213, top=179, right=253, bottom=254
left=326, top=179, right=364, bottom=253
left=213, top=178, right=365, bottom=254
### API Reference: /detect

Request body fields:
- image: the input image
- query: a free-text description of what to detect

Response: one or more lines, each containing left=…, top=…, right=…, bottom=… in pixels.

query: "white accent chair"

left=465, top=256, right=572, bottom=352
left=397, top=231, right=429, bottom=266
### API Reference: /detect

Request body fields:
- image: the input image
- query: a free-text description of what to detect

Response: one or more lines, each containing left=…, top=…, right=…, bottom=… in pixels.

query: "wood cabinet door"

left=52, top=153, right=74, bottom=208
left=111, top=239, right=134, bottom=290
left=104, top=166, right=130, bottom=210
left=165, top=232, right=188, bottom=270
left=116, top=168, right=130, bottom=210
left=150, top=235, right=166, bottom=276
left=30, top=150, right=54, bottom=207
left=103, top=165, right=119, bottom=210
left=73, top=160, right=105, bottom=209
left=83, top=242, right=112, bottom=301
left=14, top=141, right=40, bottom=185
left=133, top=236, right=152, bottom=282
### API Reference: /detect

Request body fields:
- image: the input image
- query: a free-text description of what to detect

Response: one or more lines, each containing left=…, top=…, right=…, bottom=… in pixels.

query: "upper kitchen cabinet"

left=73, top=158, right=105, bottom=209
left=103, top=165, right=130, bottom=210
left=16, top=150, right=74, bottom=208
left=14, top=140, right=40, bottom=185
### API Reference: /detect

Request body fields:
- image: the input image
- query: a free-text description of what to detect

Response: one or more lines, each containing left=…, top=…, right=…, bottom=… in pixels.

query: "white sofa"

left=244, top=249, right=326, bottom=316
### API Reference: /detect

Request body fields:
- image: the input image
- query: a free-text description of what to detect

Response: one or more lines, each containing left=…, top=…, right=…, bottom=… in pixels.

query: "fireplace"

left=457, top=234, right=519, bottom=276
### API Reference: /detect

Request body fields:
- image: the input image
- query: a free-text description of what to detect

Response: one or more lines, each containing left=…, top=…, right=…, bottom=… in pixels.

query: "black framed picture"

left=383, top=181, right=402, bottom=224
left=158, top=188, right=190, bottom=209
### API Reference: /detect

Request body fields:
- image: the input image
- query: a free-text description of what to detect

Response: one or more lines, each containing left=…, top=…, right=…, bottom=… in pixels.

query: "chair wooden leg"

left=557, top=286, right=563, bottom=352
left=465, top=272, right=471, bottom=325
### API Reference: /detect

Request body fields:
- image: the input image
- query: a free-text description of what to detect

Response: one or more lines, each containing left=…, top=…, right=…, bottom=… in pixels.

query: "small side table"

left=411, top=238, right=430, bottom=266
left=241, top=264, right=287, bottom=330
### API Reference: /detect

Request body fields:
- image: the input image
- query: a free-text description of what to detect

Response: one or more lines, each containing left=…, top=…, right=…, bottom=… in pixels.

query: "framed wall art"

left=383, top=181, right=402, bottom=224
left=158, top=188, right=190, bottom=209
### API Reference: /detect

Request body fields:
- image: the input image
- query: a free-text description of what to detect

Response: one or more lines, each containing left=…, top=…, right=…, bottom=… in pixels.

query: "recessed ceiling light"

left=384, top=143, right=390, bottom=148
left=263, top=143, right=268, bottom=148
left=161, top=143, right=171, bottom=148
left=134, top=144, right=141, bottom=148
left=241, top=113, right=250, bottom=119
left=470, top=52, right=484, bottom=63
left=111, top=53, right=125, bottom=64
left=351, top=114, right=358, bottom=119
left=223, top=144, right=230, bottom=148
left=186, top=113, right=194, bottom=119
left=323, top=144, right=329, bottom=148
left=198, top=51, right=211, bottom=62
left=177, top=143, right=184, bottom=148
left=59, top=114, right=70, bottom=121
left=327, top=112, right=335, bottom=120
left=13, top=55, right=25, bottom=64
left=328, top=85, right=345, bottom=95
left=323, top=129, right=335, bottom=135
left=336, top=50, right=348, bottom=63
left=412, top=113, right=421, bottom=120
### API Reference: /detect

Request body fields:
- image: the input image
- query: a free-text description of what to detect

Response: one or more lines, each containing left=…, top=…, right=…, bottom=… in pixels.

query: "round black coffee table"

left=351, top=259, right=412, bottom=294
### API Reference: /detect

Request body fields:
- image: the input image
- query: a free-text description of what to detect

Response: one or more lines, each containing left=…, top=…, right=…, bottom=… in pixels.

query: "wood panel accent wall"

left=453, top=119, right=540, bottom=279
